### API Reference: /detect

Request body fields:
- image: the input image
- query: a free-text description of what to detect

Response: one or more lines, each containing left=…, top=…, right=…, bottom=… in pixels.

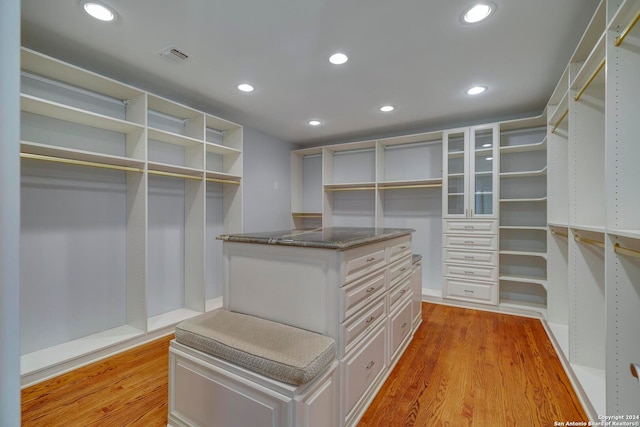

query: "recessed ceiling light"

left=237, top=83, right=255, bottom=92
left=308, top=120, right=322, bottom=126
left=467, top=85, right=487, bottom=95
left=80, top=0, right=117, bottom=22
left=463, top=3, right=495, bottom=24
left=329, top=53, right=348, bottom=65
left=379, top=105, right=395, bottom=112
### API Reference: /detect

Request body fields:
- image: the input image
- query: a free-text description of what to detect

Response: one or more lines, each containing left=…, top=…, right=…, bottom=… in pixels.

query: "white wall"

left=242, top=127, right=296, bottom=232
left=0, top=0, right=21, bottom=424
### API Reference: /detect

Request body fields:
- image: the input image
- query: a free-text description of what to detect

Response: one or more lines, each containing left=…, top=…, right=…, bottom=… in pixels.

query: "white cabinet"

left=443, top=124, right=499, bottom=219
left=222, top=233, right=415, bottom=427
left=19, top=47, right=243, bottom=385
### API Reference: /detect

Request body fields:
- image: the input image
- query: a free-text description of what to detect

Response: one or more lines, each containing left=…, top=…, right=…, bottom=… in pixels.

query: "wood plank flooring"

left=359, top=303, right=587, bottom=426
left=21, top=303, right=587, bottom=426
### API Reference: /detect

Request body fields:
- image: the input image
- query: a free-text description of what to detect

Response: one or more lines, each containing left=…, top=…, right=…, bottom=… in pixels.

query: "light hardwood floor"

left=21, top=303, right=586, bottom=426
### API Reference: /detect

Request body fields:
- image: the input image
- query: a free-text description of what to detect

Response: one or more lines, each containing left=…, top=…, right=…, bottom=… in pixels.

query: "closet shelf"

left=500, top=250, right=547, bottom=260
left=499, top=299, right=547, bottom=316
left=499, top=274, right=548, bottom=288
left=548, top=91, right=569, bottom=133
left=377, top=178, right=442, bottom=190
left=500, top=137, right=547, bottom=154
left=500, top=167, right=547, bottom=178
left=148, top=161, right=203, bottom=180
left=500, top=225, right=547, bottom=231
left=205, top=171, right=241, bottom=185
left=206, top=142, right=242, bottom=156
left=571, top=33, right=605, bottom=99
left=20, top=141, right=145, bottom=169
left=21, top=94, right=144, bottom=134
left=609, top=228, right=640, bottom=240
left=20, top=324, right=144, bottom=377
left=148, top=128, right=202, bottom=147
left=147, top=308, right=202, bottom=333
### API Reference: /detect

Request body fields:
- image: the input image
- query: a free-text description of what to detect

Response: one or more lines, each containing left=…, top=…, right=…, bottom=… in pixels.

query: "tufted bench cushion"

left=174, top=309, right=336, bottom=386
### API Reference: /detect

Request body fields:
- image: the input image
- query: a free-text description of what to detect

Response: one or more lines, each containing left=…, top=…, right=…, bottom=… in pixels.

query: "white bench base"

left=168, top=340, right=339, bottom=427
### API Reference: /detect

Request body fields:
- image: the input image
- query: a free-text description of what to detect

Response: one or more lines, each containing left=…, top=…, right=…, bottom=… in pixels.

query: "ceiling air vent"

left=157, top=46, right=189, bottom=64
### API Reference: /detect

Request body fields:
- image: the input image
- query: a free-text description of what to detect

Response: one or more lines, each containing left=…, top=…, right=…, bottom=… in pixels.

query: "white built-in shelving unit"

left=544, top=0, right=640, bottom=419
left=19, top=47, right=243, bottom=386
left=291, top=132, right=443, bottom=296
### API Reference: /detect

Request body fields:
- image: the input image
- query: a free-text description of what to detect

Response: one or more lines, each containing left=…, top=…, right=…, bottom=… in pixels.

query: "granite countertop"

left=217, top=227, right=414, bottom=250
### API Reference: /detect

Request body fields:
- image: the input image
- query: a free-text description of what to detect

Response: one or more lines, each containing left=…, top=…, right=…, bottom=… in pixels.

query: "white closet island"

left=218, top=227, right=417, bottom=427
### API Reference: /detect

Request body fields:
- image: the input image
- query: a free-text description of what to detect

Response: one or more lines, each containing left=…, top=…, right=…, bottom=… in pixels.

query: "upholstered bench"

left=168, top=309, right=339, bottom=427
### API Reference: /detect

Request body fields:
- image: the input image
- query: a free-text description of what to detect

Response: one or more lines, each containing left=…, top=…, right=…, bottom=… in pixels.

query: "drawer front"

left=444, top=249, right=497, bottom=266
left=343, top=322, right=386, bottom=421
left=444, top=219, right=498, bottom=234
left=390, top=298, right=412, bottom=358
left=444, top=263, right=497, bottom=281
left=343, top=248, right=386, bottom=284
left=444, top=278, right=497, bottom=304
left=444, top=234, right=497, bottom=250
left=389, top=256, right=412, bottom=286
left=389, top=239, right=412, bottom=264
left=341, top=297, right=386, bottom=355
left=389, top=277, right=411, bottom=311
left=340, top=271, right=386, bottom=322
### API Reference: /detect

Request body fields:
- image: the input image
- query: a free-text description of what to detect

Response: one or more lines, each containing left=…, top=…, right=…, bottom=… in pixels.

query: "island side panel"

left=222, top=242, right=339, bottom=336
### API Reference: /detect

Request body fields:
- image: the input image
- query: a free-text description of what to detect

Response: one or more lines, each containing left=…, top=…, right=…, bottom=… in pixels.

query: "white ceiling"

left=21, top=0, right=600, bottom=145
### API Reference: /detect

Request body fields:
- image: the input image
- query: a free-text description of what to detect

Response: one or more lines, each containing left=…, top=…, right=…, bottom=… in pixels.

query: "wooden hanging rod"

left=614, top=9, right=640, bottom=47
left=378, top=183, right=442, bottom=190
left=324, top=186, right=375, bottom=192
left=551, top=229, right=568, bottom=238
left=291, top=213, right=323, bottom=218
left=574, top=233, right=605, bottom=249
left=20, top=152, right=144, bottom=173
left=205, top=177, right=241, bottom=185
left=148, top=169, right=202, bottom=181
left=551, top=109, right=569, bottom=134
left=574, top=59, right=605, bottom=101
left=614, top=243, right=640, bottom=259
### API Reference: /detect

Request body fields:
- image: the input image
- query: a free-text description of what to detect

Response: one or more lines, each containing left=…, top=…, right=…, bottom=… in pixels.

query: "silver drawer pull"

left=464, top=271, right=475, bottom=275
left=365, top=316, right=375, bottom=324
left=400, top=289, right=407, bottom=295
left=366, top=257, right=376, bottom=262
left=366, top=361, right=375, bottom=370
left=464, top=255, right=475, bottom=259
left=464, top=225, right=475, bottom=229
left=365, top=286, right=376, bottom=293
left=464, top=241, right=474, bottom=244
left=464, top=289, right=475, bottom=294
left=400, top=267, right=406, bottom=272
left=401, top=322, right=408, bottom=328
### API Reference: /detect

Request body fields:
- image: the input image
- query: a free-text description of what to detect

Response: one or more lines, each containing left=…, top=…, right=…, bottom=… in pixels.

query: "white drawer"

left=389, top=297, right=412, bottom=360
left=389, top=277, right=411, bottom=311
left=444, top=278, right=497, bottom=304
left=340, top=270, right=386, bottom=322
left=444, top=219, right=498, bottom=234
left=444, top=263, right=497, bottom=281
left=389, top=239, right=412, bottom=263
left=444, top=249, right=497, bottom=266
left=389, top=256, right=412, bottom=286
left=444, top=234, right=497, bottom=250
left=343, top=246, right=386, bottom=284
left=343, top=322, right=387, bottom=422
left=341, top=297, right=385, bottom=356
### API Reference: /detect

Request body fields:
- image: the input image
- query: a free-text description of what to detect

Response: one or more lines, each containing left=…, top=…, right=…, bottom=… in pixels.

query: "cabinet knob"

left=400, top=289, right=407, bottom=295
left=366, top=361, right=375, bottom=370
left=400, top=267, right=406, bottom=272
left=401, top=322, right=408, bottom=328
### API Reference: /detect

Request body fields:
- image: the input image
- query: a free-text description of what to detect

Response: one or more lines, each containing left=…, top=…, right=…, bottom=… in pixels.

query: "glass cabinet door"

left=446, top=130, right=467, bottom=216
left=471, top=126, right=497, bottom=216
